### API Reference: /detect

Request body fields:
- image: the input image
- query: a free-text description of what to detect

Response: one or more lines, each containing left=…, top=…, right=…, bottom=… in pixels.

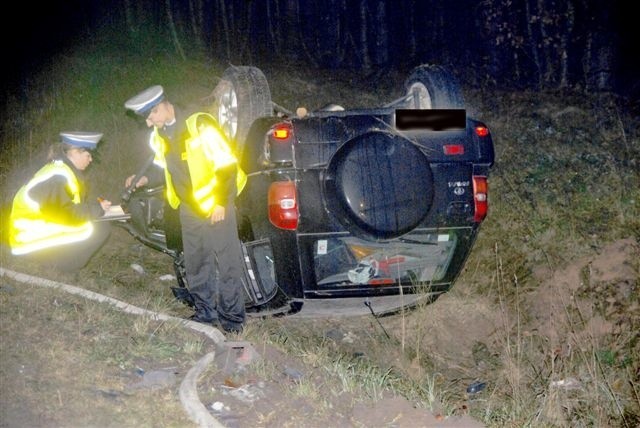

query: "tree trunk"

left=266, top=0, right=282, bottom=56
left=373, top=1, right=388, bottom=66
left=525, top=0, right=542, bottom=89
left=188, top=0, right=204, bottom=52
left=408, top=0, right=416, bottom=60
left=166, top=0, right=186, bottom=60
left=537, top=0, right=554, bottom=87
left=217, top=0, right=231, bottom=60
left=360, top=0, right=370, bottom=70
left=559, top=1, right=574, bottom=89
left=123, top=0, right=137, bottom=34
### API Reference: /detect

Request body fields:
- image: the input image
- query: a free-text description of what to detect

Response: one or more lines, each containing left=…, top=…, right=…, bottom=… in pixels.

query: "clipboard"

left=96, top=205, right=131, bottom=222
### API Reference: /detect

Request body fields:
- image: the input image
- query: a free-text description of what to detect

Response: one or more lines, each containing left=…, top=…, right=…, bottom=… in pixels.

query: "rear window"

left=313, top=232, right=457, bottom=289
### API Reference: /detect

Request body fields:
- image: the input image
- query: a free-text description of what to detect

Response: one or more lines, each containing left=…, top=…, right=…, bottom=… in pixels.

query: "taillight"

left=268, top=181, right=298, bottom=230
left=267, top=122, right=295, bottom=164
left=472, top=176, right=488, bottom=222
left=273, top=125, right=291, bottom=140
left=475, top=125, right=489, bottom=137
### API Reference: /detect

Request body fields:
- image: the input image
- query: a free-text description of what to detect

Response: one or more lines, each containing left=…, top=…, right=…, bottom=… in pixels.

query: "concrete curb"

left=180, top=351, right=225, bottom=428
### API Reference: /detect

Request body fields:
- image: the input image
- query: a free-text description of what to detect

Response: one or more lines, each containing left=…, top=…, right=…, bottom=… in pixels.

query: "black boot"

left=188, top=305, right=218, bottom=324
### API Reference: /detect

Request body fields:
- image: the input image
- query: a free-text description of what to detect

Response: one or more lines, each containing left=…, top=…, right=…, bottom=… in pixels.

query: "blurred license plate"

left=395, top=109, right=466, bottom=131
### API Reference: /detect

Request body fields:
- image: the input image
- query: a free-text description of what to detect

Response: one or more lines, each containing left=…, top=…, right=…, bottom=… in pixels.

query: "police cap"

left=124, top=85, right=165, bottom=116
left=60, top=132, right=103, bottom=150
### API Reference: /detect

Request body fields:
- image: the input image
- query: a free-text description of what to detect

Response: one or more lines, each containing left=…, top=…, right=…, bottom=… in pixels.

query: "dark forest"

left=5, top=0, right=637, bottom=99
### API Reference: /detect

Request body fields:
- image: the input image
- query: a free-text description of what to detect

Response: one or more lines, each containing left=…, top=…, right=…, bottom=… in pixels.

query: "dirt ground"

left=196, top=339, right=484, bottom=428
left=1, top=234, right=638, bottom=427
left=181, top=238, right=639, bottom=428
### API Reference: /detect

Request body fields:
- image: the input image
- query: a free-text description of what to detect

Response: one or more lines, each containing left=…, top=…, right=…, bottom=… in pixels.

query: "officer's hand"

left=210, top=205, right=226, bottom=224
left=99, top=199, right=112, bottom=211
left=125, top=175, right=149, bottom=188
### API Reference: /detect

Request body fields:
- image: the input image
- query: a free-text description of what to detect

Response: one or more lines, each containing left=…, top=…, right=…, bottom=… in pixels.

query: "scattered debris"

left=325, top=328, right=344, bottom=341
left=126, top=369, right=177, bottom=391
left=0, top=285, right=15, bottom=293
left=342, top=331, right=358, bottom=344
left=208, top=400, right=240, bottom=426
left=283, top=366, right=304, bottom=381
left=210, top=401, right=227, bottom=412
left=92, top=388, right=124, bottom=401
left=221, top=382, right=265, bottom=403
left=215, top=341, right=260, bottom=374
left=549, top=377, right=582, bottom=390
left=158, top=274, right=175, bottom=281
left=130, top=263, right=145, bottom=274
left=466, top=380, right=487, bottom=395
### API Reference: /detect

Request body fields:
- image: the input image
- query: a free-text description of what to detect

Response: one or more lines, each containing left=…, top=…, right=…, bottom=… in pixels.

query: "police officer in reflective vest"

left=124, top=85, right=247, bottom=333
left=9, top=132, right=112, bottom=271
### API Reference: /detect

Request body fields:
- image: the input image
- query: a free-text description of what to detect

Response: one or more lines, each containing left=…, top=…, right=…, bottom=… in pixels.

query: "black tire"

left=212, top=66, right=273, bottom=154
left=404, top=64, right=464, bottom=109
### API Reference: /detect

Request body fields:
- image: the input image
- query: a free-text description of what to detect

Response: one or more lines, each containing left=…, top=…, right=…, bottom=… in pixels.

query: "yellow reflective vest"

left=149, top=112, right=247, bottom=216
left=9, top=160, right=94, bottom=255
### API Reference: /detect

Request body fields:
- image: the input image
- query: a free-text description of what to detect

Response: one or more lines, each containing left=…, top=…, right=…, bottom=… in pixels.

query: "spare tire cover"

left=324, top=131, right=434, bottom=240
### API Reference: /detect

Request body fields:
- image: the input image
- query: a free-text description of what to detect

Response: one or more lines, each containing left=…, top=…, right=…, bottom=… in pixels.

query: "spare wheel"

left=324, top=131, right=434, bottom=240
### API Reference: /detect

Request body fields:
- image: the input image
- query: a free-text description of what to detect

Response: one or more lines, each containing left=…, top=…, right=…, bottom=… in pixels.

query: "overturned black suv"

left=119, top=64, right=495, bottom=317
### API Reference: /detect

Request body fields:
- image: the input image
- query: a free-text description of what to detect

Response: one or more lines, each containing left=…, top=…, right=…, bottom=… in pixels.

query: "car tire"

left=404, top=64, right=464, bottom=109
left=212, top=66, right=273, bottom=153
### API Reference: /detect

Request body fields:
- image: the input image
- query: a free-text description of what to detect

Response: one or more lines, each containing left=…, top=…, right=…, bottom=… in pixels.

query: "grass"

left=1, top=30, right=639, bottom=427
left=0, top=278, right=205, bottom=427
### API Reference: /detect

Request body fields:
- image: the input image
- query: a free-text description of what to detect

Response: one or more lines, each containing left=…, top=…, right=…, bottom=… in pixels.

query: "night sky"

left=5, top=1, right=89, bottom=92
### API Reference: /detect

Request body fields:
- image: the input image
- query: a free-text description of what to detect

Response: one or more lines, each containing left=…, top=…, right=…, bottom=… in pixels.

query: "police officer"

left=124, top=85, right=247, bottom=333
left=9, top=132, right=112, bottom=271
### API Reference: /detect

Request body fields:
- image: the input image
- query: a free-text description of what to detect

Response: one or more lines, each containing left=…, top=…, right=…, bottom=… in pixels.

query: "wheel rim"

left=217, top=83, right=238, bottom=140
left=407, top=82, right=432, bottom=109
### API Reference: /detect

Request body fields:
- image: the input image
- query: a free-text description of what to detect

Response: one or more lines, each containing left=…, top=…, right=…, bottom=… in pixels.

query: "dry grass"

left=0, top=276, right=209, bottom=427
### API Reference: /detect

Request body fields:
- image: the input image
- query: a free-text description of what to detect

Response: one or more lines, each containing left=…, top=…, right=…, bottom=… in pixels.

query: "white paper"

left=102, top=205, right=126, bottom=218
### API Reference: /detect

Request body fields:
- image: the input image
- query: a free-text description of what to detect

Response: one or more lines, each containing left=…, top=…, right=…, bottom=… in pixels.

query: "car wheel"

left=324, top=131, right=434, bottom=241
left=404, top=64, right=464, bottom=109
left=212, top=66, right=273, bottom=153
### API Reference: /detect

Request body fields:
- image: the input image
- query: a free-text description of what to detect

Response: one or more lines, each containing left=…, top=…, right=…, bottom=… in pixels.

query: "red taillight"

left=443, top=144, right=465, bottom=155
left=268, top=181, right=298, bottom=230
left=475, top=125, right=489, bottom=137
left=272, top=125, right=291, bottom=140
left=472, top=176, right=488, bottom=222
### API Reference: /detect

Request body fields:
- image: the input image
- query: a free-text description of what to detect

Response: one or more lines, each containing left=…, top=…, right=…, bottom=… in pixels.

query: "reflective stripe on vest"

left=9, top=161, right=93, bottom=255
left=149, top=129, right=181, bottom=208
left=149, top=112, right=247, bottom=215
left=11, top=219, right=94, bottom=255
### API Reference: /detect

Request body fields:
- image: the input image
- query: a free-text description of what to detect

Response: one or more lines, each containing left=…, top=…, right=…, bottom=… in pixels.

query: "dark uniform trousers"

left=179, top=203, right=245, bottom=329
